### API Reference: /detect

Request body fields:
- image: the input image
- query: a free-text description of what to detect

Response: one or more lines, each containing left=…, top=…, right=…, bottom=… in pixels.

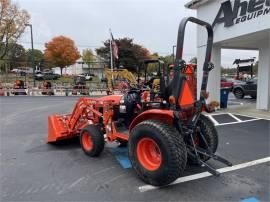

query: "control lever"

left=175, top=59, right=186, bottom=72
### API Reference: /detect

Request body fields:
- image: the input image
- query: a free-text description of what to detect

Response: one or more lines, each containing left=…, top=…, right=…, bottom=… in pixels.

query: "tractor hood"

left=95, top=94, right=122, bottom=105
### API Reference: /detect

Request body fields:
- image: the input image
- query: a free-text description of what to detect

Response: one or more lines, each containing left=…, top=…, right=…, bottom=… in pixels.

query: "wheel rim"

left=235, top=89, right=242, bottom=98
left=136, top=137, right=162, bottom=171
left=82, top=132, right=93, bottom=151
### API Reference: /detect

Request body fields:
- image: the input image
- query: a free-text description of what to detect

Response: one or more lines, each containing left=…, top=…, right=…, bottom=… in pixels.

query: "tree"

left=7, top=43, right=26, bottom=69
left=25, top=49, right=44, bottom=68
left=44, top=36, right=80, bottom=75
left=160, top=54, right=174, bottom=66
left=82, top=48, right=95, bottom=68
left=0, top=0, right=30, bottom=59
left=96, top=37, right=151, bottom=72
left=0, top=43, right=26, bottom=70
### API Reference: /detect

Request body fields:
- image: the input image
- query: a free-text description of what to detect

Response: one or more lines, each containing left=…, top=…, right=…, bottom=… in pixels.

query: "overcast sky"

left=16, top=0, right=258, bottom=68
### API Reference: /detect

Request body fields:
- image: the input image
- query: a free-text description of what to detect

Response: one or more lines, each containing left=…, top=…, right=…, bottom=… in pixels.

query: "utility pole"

left=25, top=23, right=35, bottom=87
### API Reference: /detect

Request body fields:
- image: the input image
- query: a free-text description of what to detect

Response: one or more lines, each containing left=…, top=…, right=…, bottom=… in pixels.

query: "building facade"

left=185, top=0, right=270, bottom=110
left=53, top=56, right=106, bottom=79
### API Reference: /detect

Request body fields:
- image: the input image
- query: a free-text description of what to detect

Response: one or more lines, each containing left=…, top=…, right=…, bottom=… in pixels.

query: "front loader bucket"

left=47, top=115, right=71, bottom=143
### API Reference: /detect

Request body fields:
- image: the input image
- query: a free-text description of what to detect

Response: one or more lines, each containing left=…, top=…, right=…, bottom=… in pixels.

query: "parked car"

left=43, top=69, right=53, bottom=74
left=11, top=68, right=33, bottom=75
left=232, top=78, right=257, bottom=99
left=10, top=68, right=20, bottom=73
left=85, top=73, right=93, bottom=81
left=35, top=71, right=44, bottom=80
left=35, top=72, right=60, bottom=80
left=226, top=78, right=245, bottom=85
left=78, top=73, right=92, bottom=81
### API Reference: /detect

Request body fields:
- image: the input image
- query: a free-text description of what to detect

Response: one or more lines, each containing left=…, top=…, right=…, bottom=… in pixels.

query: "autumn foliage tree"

left=44, top=36, right=80, bottom=75
left=82, top=48, right=95, bottom=68
left=96, top=37, right=150, bottom=72
left=0, top=0, right=30, bottom=59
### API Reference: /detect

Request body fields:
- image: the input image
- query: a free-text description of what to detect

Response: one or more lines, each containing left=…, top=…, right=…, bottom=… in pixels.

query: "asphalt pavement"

left=0, top=96, right=269, bottom=202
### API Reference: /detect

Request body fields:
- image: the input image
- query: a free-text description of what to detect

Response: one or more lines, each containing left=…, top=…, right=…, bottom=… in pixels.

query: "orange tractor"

left=41, top=81, right=54, bottom=95
left=47, top=17, right=231, bottom=186
left=12, top=80, right=27, bottom=95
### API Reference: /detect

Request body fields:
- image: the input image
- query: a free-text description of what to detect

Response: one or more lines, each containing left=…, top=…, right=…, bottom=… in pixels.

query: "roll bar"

left=171, top=17, right=214, bottom=107
left=175, top=17, right=213, bottom=65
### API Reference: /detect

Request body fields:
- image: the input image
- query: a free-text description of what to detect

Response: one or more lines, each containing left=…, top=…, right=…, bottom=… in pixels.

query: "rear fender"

left=129, top=109, right=174, bottom=133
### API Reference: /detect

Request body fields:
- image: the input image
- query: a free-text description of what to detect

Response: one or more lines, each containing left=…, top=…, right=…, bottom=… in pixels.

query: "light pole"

left=25, top=23, right=35, bottom=87
left=172, top=45, right=176, bottom=63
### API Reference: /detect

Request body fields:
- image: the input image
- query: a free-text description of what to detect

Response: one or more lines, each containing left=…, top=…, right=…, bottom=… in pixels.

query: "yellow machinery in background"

left=103, top=68, right=137, bottom=94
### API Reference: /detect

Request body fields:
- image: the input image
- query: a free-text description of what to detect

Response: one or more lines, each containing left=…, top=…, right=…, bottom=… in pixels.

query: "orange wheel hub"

left=82, top=132, right=93, bottom=151
left=136, top=137, right=162, bottom=171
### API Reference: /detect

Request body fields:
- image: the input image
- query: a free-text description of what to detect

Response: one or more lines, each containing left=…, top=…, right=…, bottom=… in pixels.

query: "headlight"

left=120, top=95, right=125, bottom=104
left=119, top=105, right=126, bottom=113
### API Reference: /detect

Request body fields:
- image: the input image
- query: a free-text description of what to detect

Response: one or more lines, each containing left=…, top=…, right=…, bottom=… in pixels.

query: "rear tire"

left=128, top=120, right=187, bottom=186
left=80, top=125, right=104, bottom=157
left=188, top=114, right=218, bottom=164
left=233, top=88, right=244, bottom=99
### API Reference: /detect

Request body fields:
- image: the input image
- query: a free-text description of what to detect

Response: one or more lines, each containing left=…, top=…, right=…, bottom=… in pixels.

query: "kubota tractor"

left=41, top=81, right=54, bottom=95
left=47, top=17, right=231, bottom=186
left=0, top=83, right=4, bottom=96
left=12, top=80, right=27, bottom=95
left=72, top=75, right=89, bottom=95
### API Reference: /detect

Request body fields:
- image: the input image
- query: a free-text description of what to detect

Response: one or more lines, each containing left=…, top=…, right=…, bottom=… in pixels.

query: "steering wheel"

left=144, top=77, right=156, bottom=89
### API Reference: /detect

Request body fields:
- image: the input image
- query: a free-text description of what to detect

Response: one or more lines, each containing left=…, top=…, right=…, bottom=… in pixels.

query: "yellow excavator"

left=103, top=68, right=137, bottom=94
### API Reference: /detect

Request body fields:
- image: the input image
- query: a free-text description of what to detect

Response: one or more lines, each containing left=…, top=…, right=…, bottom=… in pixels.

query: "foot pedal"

left=114, top=120, right=129, bottom=135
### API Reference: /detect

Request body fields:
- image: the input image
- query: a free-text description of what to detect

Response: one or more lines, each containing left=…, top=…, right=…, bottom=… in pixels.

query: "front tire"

left=80, top=125, right=104, bottom=157
left=128, top=120, right=187, bottom=186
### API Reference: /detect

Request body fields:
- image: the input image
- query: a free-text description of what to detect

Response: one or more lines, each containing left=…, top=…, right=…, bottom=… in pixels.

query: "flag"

left=110, top=32, right=119, bottom=60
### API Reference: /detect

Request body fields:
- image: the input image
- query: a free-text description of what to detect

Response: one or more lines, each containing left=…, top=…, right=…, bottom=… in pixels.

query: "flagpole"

left=109, top=29, right=113, bottom=72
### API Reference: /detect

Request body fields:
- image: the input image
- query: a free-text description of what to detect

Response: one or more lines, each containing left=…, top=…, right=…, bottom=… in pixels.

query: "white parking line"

left=204, top=112, right=228, bottom=116
left=138, top=156, right=270, bottom=193
left=228, top=113, right=242, bottom=122
left=207, top=115, right=219, bottom=126
left=216, top=118, right=261, bottom=126
left=205, top=113, right=265, bottom=126
left=233, top=113, right=270, bottom=121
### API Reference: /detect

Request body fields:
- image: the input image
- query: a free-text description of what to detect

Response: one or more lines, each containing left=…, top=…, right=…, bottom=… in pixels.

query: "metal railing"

left=0, top=82, right=109, bottom=96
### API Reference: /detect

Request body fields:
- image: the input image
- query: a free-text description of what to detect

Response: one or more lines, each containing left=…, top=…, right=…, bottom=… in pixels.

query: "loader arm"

left=68, top=97, right=103, bottom=131
left=47, top=96, right=119, bottom=143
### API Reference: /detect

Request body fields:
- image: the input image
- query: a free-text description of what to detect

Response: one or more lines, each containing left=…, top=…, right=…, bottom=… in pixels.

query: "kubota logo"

left=213, top=0, right=270, bottom=27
